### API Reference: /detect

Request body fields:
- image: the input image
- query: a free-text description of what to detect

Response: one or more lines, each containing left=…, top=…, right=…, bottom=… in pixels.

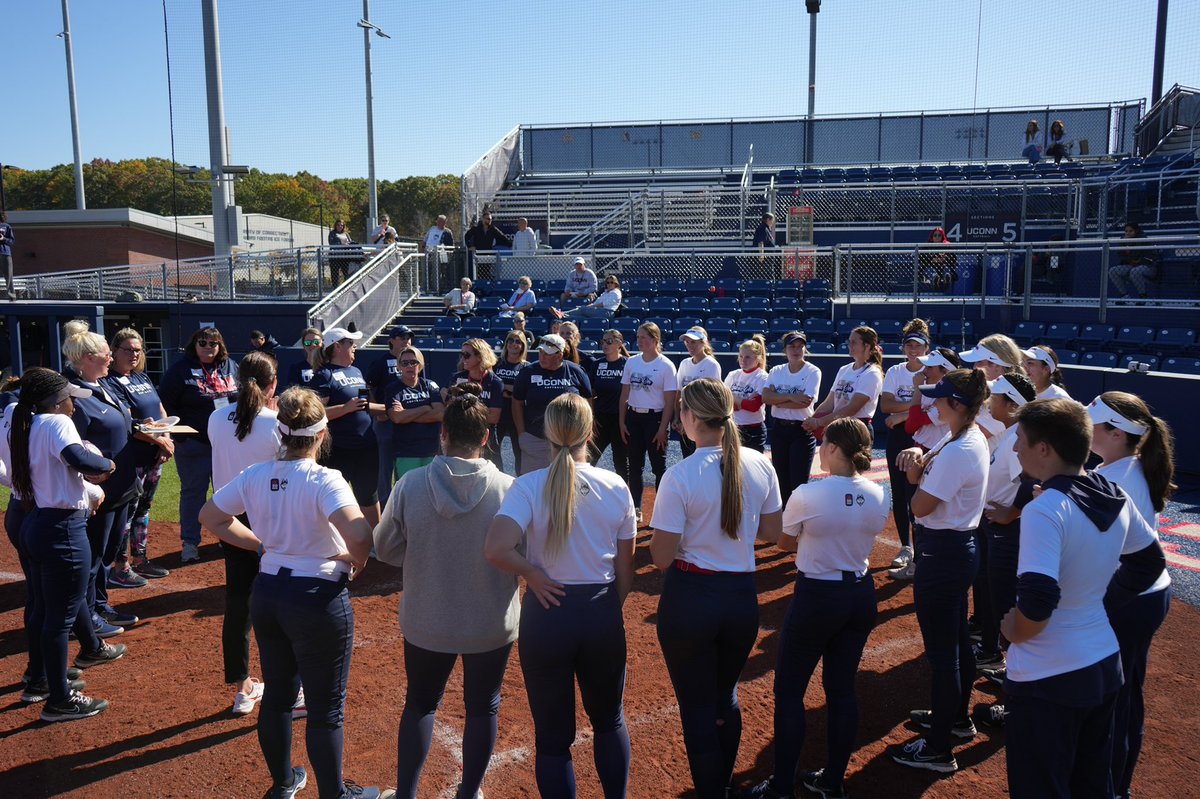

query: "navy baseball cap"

left=781, top=331, right=808, bottom=347
left=388, top=325, right=413, bottom=338
left=918, top=377, right=977, bottom=405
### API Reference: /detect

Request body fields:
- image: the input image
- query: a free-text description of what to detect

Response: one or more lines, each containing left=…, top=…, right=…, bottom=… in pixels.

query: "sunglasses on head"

left=196, top=338, right=220, bottom=348
left=303, top=339, right=321, bottom=346
left=399, top=359, right=420, bottom=367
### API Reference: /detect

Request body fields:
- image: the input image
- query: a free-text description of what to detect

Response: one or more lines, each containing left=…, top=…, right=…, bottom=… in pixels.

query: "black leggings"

left=590, top=411, right=629, bottom=484
left=625, top=409, right=666, bottom=509
left=222, top=538, right=262, bottom=683
left=885, top=425, right=916, bottom=547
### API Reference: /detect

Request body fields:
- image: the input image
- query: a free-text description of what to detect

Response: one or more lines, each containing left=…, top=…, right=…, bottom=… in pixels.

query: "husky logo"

left=856, top=494, right=865, bottom=506
left=577, top=480, right=591, bottom=497
left=227, top=410, right=237, bottom=421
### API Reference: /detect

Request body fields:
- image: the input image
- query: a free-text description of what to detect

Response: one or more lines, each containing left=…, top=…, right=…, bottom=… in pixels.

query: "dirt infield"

left=1, top=511, right=1197, bottom=799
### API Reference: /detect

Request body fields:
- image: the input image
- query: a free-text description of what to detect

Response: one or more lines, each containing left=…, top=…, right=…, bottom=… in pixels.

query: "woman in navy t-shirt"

left=384, top=346, right=444, bottom=482
left=588, top=329, right=630, bottom=483
left=447, top=338, right=503, bottom=469
left=494, top=332, right=528, bottom=475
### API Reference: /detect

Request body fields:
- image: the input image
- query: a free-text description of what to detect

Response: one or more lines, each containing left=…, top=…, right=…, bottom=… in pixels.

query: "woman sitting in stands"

left=551, top=275, right=622, bottom=319
left=498, top=276, right=537, bottom=318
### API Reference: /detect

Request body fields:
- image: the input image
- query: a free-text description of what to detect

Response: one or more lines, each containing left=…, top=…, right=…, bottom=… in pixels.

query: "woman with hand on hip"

left=619, top=322, right=677, bottom=524
left=375, top=383, right=518, bottom=799
left=485, top=393, right=636, bottom=799
left=649, top=378, right=782, bottom=799
left=748, top=418, right=888, bottom=799
left=207, top=352, right=283, bottom=717
left=199, top=387, right=391, bottom=799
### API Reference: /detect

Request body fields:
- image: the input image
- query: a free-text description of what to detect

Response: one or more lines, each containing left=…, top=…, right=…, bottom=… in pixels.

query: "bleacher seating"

left=1151, top=327, right=1196, bottom=356
left=1113, top=326, right=1156, bottom=354
left=1082, top=351, right=1119, bottom=369
left=1073, top=324, right=1116, bottom=349
left=1042, top=323, right=1079, bottom=349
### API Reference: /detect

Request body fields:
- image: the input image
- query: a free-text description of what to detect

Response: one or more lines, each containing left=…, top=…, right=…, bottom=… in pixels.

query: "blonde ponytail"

left=541, top=393, right=593, bottom=558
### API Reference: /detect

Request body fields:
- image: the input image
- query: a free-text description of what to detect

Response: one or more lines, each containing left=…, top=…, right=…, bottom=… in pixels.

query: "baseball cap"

left=1021, top=346, right=1056, bottom=369
left=781, top=331, right=808, bottom=347
left=1086, top=396, right=1148, bottom=435
left=958, top=344, right=1011, bottom=367
left=990, top=376, right=1031, bottom=407
left=388, top=324, right=413, bottom=338
left=918, top=351, right=956, bottom=370
left=573, top=257, right=587, bottom=266
left=679, top=326, right=708, bottom=342
left=537, top=333, right=567, bottom=354
left=322, top=327, right=363, bottom=348
left=918, top=377, right=978, bottom=405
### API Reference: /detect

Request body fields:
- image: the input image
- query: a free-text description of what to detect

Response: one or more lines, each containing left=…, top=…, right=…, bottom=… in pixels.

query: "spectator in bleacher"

left=327, top=219, right=361, bottom=286
left=552, top=274, right=622, bottom=319
left=753, top=212, right=777, bottom=259
left=495, top=332, right=530, bottom=474
left=1021, top=346, right=1071, bottom=400
left=422, top=215, right=455, bottom=276
left=0, top=211, right=14, bottom=299
left=443, top=277, right=477, bottom=318
left=371, top=214, right=397, bottom=246
left=1110, top=223, right=1158, bottom=300
left=498, top=276, right=536, bottom=318
left=510, top=312, right=536, bottom=350
left=511, top=217, right=539, bottom=257
left=248, top=330, right=278, bottom=361
left=1046, top=120, right=1070, bottom=165
left=465, top=212, right=512, bottom=278
left=922, top=228, right=956, bottom=292
left=282, top=327, right=323, bottom=389
left=511, top=334, right=593, bottom=474
left=674, top=327, right=722, bottom=459
left=560, top=257, right=598, bottom=305
left=1021, top=119, right=1043, bottom=164
left=365, top=325, right=414, bottom=504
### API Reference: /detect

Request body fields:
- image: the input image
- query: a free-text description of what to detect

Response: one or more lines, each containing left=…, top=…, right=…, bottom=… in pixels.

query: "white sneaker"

left=890, top=545, right=914, bottom=569
left=888, top=559, right=917, bottom=580
left=292, top=687, right=307, bottom=719
left=231, top=679, right=264, bottom=716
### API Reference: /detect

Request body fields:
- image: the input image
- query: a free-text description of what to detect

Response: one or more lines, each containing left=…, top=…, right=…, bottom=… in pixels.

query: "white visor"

left=1022, top=347, right=1057, bottom=369
left=990, top=376, right=1029, bottom=407
left=918, top=351, right=955, bottom=370
left=958, top=344, right=1012, bottom=368
left=1087, top=396, right=1148, bottom=436
left=278, top=416, right=329, bottom=437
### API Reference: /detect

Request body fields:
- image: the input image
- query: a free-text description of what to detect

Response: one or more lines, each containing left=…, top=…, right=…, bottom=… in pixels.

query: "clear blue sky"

left=5, top=0, right=1198, bottom=180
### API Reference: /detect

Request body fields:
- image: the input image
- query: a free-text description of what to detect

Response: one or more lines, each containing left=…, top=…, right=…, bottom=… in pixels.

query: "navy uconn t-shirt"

left=384, top=376, right=442, bottom=457
left=513, top=361, right=592, bottom=439
left=451, top=370, right=505, bottom=416
left=589, top=356, right=627, bottom=415
left=310, top=365, right=374, bottom=449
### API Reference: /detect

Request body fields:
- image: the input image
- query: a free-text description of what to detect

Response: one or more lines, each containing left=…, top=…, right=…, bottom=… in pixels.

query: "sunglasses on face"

left=399, top=359, right=420, bottom=367
left=303, top=339, right=321, bottom=346
left=460, top=351, right=475, bottom=359
left=196, top=339, right=220, bottom=348
left=118, top=345, right=143, bottom=355
left=602, top=338, right=619, bottom=345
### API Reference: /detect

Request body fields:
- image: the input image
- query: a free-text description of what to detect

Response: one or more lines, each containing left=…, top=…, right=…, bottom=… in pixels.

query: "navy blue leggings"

left=625, top=410, right=666, bottom=510
left=772, top=575, right=876, bottom=792
left=251, top=571, right=354, bottom=799
left=884, top=425, right=916, bottom=546
left=5, top=501, right=42, bottom=681
left=519, top=583, right=630, bottom=799
left=86, top=501, right=129, bottom=615
left=983, top=519, right=1020, bottom=655
left=657, top=568, right=758, bottom=799
left=1109, top=585, right=1170, bottom=799
left=768, top=419, right=817, bottom=507
left=912, top=527, right=978, bottom=753
left=396, top=639, right=513, bottom=799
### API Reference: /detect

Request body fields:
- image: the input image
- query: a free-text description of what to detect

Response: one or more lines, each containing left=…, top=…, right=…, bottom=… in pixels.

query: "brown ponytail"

left=234, top=352, right=277, bottom=441
left=1098, top=391, right=1176, bottom=512
left=824, top=417, right=874, bottom=473
left=853, top=326, right=884, bottom=371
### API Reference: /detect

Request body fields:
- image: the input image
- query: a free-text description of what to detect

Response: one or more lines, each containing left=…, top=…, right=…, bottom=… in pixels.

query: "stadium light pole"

left=358, top=3, right=390, bottom=239
left=58, top=0, right=86, bottom=210
left=805, top=0, right=821, bottom=165
left=201, top=0, right=241, bottom=260
left=1151, top=0, right=1168, bottom=105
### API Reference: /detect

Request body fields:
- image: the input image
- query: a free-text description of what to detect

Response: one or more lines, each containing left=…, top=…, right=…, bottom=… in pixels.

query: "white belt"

left=260, top=564, right=348, bottom=582
left=802, top=569, right=866, bottom=581
left=627, top=406, right=663, bottom=414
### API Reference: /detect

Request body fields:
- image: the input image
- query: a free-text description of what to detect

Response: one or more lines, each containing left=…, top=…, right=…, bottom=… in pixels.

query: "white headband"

left=1087, top=396, right=1148, bottom=436
left=990, top=376, right=1029, bottom=407
left=1022, top=347, right=1057, bottom=369
left=278, top=416, right=328, bottom=437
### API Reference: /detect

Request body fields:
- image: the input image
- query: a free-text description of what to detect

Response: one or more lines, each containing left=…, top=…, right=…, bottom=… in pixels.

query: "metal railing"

left=1136, top=84, right=1200, bottom=156
left=1080, top=157, right=1200, bottom=232
left=308, top=244, right=423, bottom=344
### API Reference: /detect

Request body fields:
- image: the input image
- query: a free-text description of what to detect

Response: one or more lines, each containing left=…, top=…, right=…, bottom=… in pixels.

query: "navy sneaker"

left=738, top=778, right=789, bottom=798
left=92, top=615, right=124, bottom=638
left=800, top=770, right=849, bottom=799
left=908, top=709, right=977, bottom=740
left=973, top=702, right=1008, bottom=730
left=107, top=565, right=148, bottom=589
left=22, top=668, right=82, bottom=684
left=41, top=690, right=109, bottom=723
left=339, top=782, right=395, bottom=799
left=75, top=642, right=128, bottom=669
left=888, top=738, right=958, bottom=773
left=21, top=677, right=87, bottom=704
left=98, top=606, right=140, bottom=627
left=131, top=557, right=170, bottom=579
left=263, top=766, right=307, bottom=799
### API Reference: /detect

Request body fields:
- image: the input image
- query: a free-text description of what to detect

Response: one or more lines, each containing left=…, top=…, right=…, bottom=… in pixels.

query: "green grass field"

left=1, top=461, right=185, bottom=523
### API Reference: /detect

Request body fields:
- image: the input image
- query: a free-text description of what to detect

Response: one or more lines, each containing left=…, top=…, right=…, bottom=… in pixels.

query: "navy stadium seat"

left=716, top=277, right=742, bottom=297
left=938, top=320, right=976, bottom=341
left=770, top=317, right=805, bottom=335
left=577, top=318, right=611, bottom=338
left=1113, top=326, right=1156, bottom=353
left=643, top=317, right=674, bottom=336
left=679, top=296, right=710, bottom=314
left=1072, top=324, right=1116, bottom=349
left=1162, top=357, right=1200, bottom=375
left=806, top=340, right=836, bottom=354
left=803, top=278, right=831, bottom=293
left=773, top=297, right=801, bottom=316
left=472, top=279, right=493, bottom=296
left=1042, top=323, right=1079, bottom=348
left=431, top=317, right=461, bottom=335
left=706, top=318, right=737, bottom=338
left=1011, top=321, right=1045, bottom=346
left=710, top=297, right=742, bottom=316
left=648, top=297, right=679, bottom=314
left=623, top=297, right=649, bottom=315
left=1056, top=349, right=1081, bottom=365
left=744, top=279, right=774, bottom=296
left=624, top=277, right=657, bottom=295
left=835, top=319, right=870, bottom=338
left=1081, top=351, right=1119, bottom=369
left=872, top=319, right=904, bottom=340
left=413, top=336, right=441, bottom=350
left=804, top=318, right=834, bottom=339
left=659, top=278, right=686, bottom=295
left=738, top=317, right=769, bottom=338
left=476, top=297, right=503, bottom=313
left=684, top=278, right=713, bottom=297
left=803, top=296, right=832, bottom=315
left=742, top=297, right=772, bottom=315
left=883, top=342, right=905, bottom=356
left=614, top=319, right=641, bottom=339
left=674, top=316, right=706, bottom=331
left=1152, top=327, right=1196, bottom=355
left=460, top=317, right=491, bottom=335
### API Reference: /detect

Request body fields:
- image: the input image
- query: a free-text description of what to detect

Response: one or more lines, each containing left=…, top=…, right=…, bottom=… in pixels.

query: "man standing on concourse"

left=465, top=211, right=512, bottom=279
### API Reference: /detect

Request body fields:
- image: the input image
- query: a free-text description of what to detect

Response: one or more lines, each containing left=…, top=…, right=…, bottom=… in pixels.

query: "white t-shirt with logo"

left=496, top=462, right=637, bottom=584
left=1095, top=456, right=1171, bottom=594
left=766, top=361, right=822, bottom=421
left=882, top=362, right=924, bottom=407
left=985, top=423, right=1023, bottom=508
left=725, top=368, right=770, bottom=426
left=621, top=353, right=678, bottom=412
left=1037, top=384, right=1072, bottom=401
left=676, top=355, right=721, bottom=389
left=212, top=458, right=359, bottom=578
left=28, top=413, right=98, bottom=510
left=650, top=446, right=781, bottom=573
left=915, top=426, right=990, bottom=531
left=0, top=403, right=14, bottom=490
left=829, top=362, right=884, bottom=419
left=208, top=406, right=282, bottom=491
left=1008, top=482, right=1158, bottom=682
left=782, top=474, right=889, bottom=576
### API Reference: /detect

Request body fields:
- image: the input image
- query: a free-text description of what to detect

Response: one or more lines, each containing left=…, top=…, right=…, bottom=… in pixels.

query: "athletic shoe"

left=263, top=766, right=307, bottom=799
left=20, top=677, right=86, bottom=704
left=181, top=542, right=201, bottom=563
left=908, top=709, right=977, bottom=740
left=40, top=690, right=110, bottom=723
left=967, top=617, right=982, bottom=643
left=980, top=665, right=1007, bottom=686
left=107, top=564, right=148, bottom=589
left=292, top=687, right=307, bottom=720
left=890, top=545, right=914, bottom=569
left=887, top=738, right=958, bottom=773
left=455, top=786, right=483, bottom=799
left=800, top=769, right=849, bottom=799
left=738, top=778, right=789, bottom=798
left=74, top=642, right=128, bottom=669
left=973, top=702, right=1008, bottom=730
left=973, top=646, right=1005, bottom=669
left=98, top=606, right=139, bottom=627
left=232, top=679, right=265, bottom=716
left=887, top=559, right=916, bottom=580
left=131, top=557, right=170, bottom=579
left=92, top=615, right=124, bottom=639
left=22, top=668, right=82, bottom=684
left=339, top=781, right=395, bottom=799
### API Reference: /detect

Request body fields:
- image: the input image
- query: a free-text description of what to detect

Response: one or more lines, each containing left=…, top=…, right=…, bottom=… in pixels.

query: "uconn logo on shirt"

left=894, top=385, right=915, bottom=402
left=833, top=379, right=857, bottom=400
left=531, top=375, right=576, bottom=389
left=844, top=493, right=866, bottom=507
left=595, top=364, right=623, bottom=380
left=270, top=478, right=289, bottom=492
left=332, top=371, right=364, bottom=388
left=772, top=384, right=808, bottom=396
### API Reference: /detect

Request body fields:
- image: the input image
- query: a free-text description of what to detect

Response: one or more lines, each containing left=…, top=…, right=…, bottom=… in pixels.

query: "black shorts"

left=322, top=444, right=380, bottom=507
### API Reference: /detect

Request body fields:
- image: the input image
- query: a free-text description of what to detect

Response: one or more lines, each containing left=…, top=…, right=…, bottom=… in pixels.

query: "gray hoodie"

left=373, top=455, right=519, bottom=653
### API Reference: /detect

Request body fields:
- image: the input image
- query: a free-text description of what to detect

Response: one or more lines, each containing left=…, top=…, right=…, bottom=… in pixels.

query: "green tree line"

left=3, top=157, right=461, bottom=241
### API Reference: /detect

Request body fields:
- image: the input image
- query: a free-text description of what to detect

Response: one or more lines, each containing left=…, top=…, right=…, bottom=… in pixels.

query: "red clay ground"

left=1, top=508, right=1197, bottom=798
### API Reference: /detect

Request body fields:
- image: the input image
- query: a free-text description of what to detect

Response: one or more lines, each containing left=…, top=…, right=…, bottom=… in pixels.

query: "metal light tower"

left=59, top=0, right=86, bottom=209
left=201, top=0, right=240, bottom=258
left=805, top=0, right=821, bottom=165
left=358, top=3, right=390, bottom=238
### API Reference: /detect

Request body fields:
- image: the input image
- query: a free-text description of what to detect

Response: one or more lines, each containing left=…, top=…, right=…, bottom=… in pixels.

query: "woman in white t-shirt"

left=649, top=378, right=782, bottom=799
left=485, top=393, right=636, bottom=798
left=724, top=336, right=770, bottom=452
left=552, top=274, right=623, bottom=319
left=619, top=322, right=678, bottom=523
left=9, top=368, right=120, bottom=722
left=763, top=330, right=822, bottom=505
left=880, top=320, right=932, bottom=571
left=888, top=369, right=991, bottom=774
left=750, top=418, right=888, bottom=799
left=207, top=352, right=283, bottom=717
left=1087, top=391, right=1174, bottom=798
left=199, top=387, right=383, bottom=799
left=1022, top=345, right=1071, bottom=400
left=674, top=326, right=722, bottom=458
left=804, top=326, right=884, bottom=439
left=957, top=333, right=1027, bottom=447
